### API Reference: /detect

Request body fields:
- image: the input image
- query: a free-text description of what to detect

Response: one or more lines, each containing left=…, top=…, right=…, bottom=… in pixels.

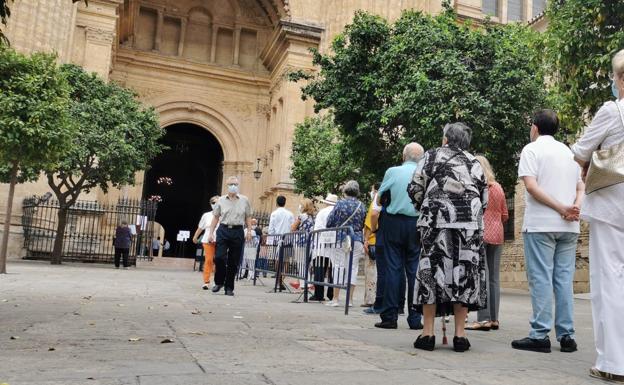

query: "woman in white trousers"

left=571, top=49, right=624, bottom=383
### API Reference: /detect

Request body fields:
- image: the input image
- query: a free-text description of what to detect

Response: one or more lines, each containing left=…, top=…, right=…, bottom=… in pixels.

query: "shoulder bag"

left=585, top=101, right=624, bottom=194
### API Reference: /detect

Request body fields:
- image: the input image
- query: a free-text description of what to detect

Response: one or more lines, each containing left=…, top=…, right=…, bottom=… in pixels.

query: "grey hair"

left=402, top=142, right=425, bottom=162
left=226, top=175, right=239, bottom=184
left=443, top=122, right=472, bottom=149
left=342, top=180, right=360, bottom=197
left=613, top=49, right=624, bottom=78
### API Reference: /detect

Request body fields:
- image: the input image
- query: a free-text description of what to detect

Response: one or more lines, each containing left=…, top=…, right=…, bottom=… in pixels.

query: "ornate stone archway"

left=151, top=97, right=243, bottom=163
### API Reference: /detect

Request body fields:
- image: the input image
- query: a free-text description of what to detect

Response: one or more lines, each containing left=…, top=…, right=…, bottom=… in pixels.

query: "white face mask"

left=298, top=205, right=302, bottom=213
left=227, top=184, right=239, bottom=194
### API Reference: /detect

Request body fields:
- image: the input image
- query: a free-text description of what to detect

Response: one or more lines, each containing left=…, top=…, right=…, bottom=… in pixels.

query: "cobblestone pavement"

left=0, top=261, right=600, bottom=385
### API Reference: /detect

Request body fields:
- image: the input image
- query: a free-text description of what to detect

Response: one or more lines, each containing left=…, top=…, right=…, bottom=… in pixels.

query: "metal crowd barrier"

left=237, top=236, right=260, bottom=281
left=249, top=227, right=354, bottom=314
left=304, top=226, right=356, bottom=315
left=253, top=234, right=282, bottom=290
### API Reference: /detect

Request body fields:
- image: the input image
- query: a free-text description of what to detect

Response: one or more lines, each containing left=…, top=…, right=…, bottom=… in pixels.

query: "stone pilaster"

left=259, top=20, right=323, bottom=195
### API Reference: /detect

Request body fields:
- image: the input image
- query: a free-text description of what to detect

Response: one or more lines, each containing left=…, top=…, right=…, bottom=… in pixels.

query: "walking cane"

left=442, top=316, right=448, bottom=345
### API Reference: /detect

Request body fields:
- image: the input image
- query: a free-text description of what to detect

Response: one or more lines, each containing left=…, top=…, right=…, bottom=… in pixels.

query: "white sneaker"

left=348, top=302, right=353, bottom=307
left=329, top=301, right=340, bottom=307
left=202, top=284, right=210, bottom=290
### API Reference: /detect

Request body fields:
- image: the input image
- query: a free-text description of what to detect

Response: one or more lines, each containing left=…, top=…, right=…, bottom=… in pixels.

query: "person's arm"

left=407, top=152, right=429, bottom=209
left=291, top=216, right=301, bottom=232
left=245, top=216, right=252, bottom=241
left=500, top=186, right=509, bottom=223
left=192, top=227, right=203, bottom=244
left=568, top=180, right=585, bottom=221
left=268, top=212, right=276, bottom=235
left=206, top=215, right=219, bottom=243
left=522, top=176, right=579, bottom=219
left=572, top=102, right=614, bottom=172
left=325, top=205, right=339, bottom=228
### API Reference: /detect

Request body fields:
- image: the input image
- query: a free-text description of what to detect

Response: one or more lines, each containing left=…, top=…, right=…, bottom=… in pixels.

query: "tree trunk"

left=0, top=162, right=19, bottom=274
left=50, top=205, right=69, bottom=265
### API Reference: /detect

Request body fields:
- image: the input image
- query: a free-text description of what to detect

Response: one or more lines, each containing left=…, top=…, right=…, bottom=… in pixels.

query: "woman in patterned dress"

left=407, top=122, right=488, bottom=352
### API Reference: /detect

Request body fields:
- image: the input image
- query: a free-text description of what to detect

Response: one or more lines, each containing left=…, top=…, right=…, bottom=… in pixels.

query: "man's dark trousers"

left=214, top=226, right=244, bottom=291
left=379, top=214, right=422, bottom=327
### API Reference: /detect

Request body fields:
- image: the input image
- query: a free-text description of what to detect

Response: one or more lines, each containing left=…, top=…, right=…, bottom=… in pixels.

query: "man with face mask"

left=207, top=176, right=253, bottom=296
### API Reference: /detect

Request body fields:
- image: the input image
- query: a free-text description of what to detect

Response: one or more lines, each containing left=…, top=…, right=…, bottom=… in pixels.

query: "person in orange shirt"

left=192, top=195, right=221, bottom=290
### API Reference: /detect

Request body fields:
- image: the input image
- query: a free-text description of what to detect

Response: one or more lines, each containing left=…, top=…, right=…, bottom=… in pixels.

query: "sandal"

left=589, top=367, right=624, bottom=383
left=465, top=321, right=491, bottom=331
left=490, top=321, right=499, bottom=330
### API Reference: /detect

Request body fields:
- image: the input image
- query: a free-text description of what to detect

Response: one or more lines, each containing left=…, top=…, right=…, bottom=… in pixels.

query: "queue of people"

left=178, top=49, right=624, bottom=382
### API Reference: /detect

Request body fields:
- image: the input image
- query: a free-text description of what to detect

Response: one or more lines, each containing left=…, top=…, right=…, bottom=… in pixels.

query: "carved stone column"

left=178, top=18, right=188, bottom=56
left=260, top=21, right=323, bottom=189
left=233, top=26, right=242, bottom=66
left=154, top=9, right=164, bottom=52
left=210, top=24, right=219, bottom=63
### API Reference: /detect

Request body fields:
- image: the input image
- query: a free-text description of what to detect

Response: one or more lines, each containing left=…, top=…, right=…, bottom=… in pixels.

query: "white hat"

left=321, top=193, right=338, bottom=206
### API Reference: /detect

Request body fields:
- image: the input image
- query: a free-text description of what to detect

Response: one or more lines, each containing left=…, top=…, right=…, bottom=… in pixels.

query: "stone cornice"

left=260, top=20, right=323, bottom=74
left=114, top=48, right=271, bottom=89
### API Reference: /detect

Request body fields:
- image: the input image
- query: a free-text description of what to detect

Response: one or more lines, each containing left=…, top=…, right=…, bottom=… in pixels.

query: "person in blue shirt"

left=374, top=142, right=425, bottom=330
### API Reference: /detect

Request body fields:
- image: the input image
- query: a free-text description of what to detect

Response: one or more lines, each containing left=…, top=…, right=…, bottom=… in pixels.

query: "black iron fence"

left=22, top=197, right=158, bottom=265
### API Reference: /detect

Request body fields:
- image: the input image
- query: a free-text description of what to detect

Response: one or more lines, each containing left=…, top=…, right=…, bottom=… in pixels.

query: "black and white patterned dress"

left=407, top=145, right=489, bottom=316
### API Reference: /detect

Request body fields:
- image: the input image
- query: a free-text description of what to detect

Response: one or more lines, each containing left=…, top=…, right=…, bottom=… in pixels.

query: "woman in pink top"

left=467, top=156, right=509, bottom=331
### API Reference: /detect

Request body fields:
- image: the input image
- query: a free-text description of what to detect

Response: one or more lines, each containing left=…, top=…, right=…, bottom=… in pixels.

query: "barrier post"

left=344, top=227, right=355, bottom=315
left=303, top=234, right=311, bottom=303
left=253, top=240, right=261, bottom=286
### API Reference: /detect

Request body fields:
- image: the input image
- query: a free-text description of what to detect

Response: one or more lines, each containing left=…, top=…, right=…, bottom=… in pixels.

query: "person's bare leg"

left=422, top=304, right=437, bottom=336
left=349, top=285, right=355, bottom=303
left=333, top=289, right=340, bottom=302
left=454, top=304, right=468, bottom=337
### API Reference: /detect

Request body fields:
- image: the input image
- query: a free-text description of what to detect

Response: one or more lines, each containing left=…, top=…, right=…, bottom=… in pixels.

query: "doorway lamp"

left=253, top=158, right=262, bottom=180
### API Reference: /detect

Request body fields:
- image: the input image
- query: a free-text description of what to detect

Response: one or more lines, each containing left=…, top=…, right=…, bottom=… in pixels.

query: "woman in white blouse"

left=571, top=49, right=624, bottom=383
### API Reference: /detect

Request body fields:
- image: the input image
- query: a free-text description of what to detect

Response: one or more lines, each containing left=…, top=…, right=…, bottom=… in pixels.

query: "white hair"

left=613, top=49, right=624, bottom=79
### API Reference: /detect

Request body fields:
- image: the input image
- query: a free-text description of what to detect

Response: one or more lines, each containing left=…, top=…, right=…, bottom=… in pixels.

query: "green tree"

left=291, top=9, right=546, bottom=194
left=544, top=0, right=624, bottom=137
left=291, top=115, right=369, bottom=198
left=46, top=64, right=164, bottom=264
left=0, top=47, right=74, bottom=273
left=0, top=0, right=85, bottom=45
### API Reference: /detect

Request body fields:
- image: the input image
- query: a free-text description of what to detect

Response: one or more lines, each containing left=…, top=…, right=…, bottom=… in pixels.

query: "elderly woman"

left=407, top=122, right=488, bottom=352
left=571, top=49, right=624, bottom=383
left=466, top=156, right=508, bottom=331
left=325, top=180, right=367, bottom=308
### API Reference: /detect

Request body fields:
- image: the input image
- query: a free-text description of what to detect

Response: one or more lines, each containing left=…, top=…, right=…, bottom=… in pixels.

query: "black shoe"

left=413, top=335, right=435, bottom=351
left=224, top=289, right=234, bottom=296
left=453, top=336, right=471, bottom=352
left=212, top=285, right=223, bottom=293
left=560, top=335, right=577, bottom=353
left=374, top=321, right=398, bottom=329
left=409, top=322, right=424, bottom=330
left=511, top=336, right=551, bottom=353
left=308, top=296, right=324, bottom=302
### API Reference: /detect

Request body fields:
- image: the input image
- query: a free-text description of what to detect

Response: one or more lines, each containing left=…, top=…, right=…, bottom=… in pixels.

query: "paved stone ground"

left=0, top=260, right=601, bottom=385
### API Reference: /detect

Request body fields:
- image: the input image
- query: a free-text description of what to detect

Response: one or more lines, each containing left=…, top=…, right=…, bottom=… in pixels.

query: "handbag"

left=339, top=202, right=363, bottom=253
left=585, top=101, right=624, bottom=194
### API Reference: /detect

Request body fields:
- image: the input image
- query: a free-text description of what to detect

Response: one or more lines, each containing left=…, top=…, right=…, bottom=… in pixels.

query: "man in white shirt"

left=267, top=195, right=294, bottom=242
left=309, top=193, right=338, bottom=301
left=192, top=195, right=220, bottom=290
left=512, top=109, right=585, bottom=354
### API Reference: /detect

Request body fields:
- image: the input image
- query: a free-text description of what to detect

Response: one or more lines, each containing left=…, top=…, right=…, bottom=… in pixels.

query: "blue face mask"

left=227, top=184, right=239, bottom=194
left=612, top=80, right=620, bottom=99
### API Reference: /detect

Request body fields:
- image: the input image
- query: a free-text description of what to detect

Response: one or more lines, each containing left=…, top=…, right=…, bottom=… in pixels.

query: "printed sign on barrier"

left=318, top=230, right=336, bottom=245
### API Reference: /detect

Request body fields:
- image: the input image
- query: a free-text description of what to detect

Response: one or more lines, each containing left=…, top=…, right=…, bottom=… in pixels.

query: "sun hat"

left=321, top=193, right=338, bottom=206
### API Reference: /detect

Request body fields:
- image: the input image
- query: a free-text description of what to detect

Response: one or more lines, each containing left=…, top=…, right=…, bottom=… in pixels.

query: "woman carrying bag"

left=571, top=49, right=624, bottom=383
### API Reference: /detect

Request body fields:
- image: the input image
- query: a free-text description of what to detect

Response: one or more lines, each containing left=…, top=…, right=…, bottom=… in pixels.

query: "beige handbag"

left=585, top=101, right=624, bottom=194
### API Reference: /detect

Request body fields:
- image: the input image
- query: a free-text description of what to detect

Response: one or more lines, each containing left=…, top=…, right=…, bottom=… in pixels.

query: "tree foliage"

left=290, top=115, right=369, bottom=198
left=0, top=46, right=75, bottom=272
left=291, top=9, right=546, bottom=194
left=46, top=64, right=164, bottom=264
left=544, top=0, right=624, bottom=136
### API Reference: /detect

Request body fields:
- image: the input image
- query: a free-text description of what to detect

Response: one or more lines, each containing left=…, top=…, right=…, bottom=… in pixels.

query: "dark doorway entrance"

left=143, top=123, right=223, bottom=256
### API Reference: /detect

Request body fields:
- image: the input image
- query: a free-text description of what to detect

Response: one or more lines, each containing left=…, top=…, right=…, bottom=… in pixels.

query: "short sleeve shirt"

left=198, top=211, right=218, bottom=243
left=518, top=136, right=581, bottom=233
left=212, top=194, right=252, bottom=226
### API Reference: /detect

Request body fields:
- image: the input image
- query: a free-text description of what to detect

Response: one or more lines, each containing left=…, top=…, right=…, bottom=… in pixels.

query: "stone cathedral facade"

left=3, top=0, right=589, bottom=291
